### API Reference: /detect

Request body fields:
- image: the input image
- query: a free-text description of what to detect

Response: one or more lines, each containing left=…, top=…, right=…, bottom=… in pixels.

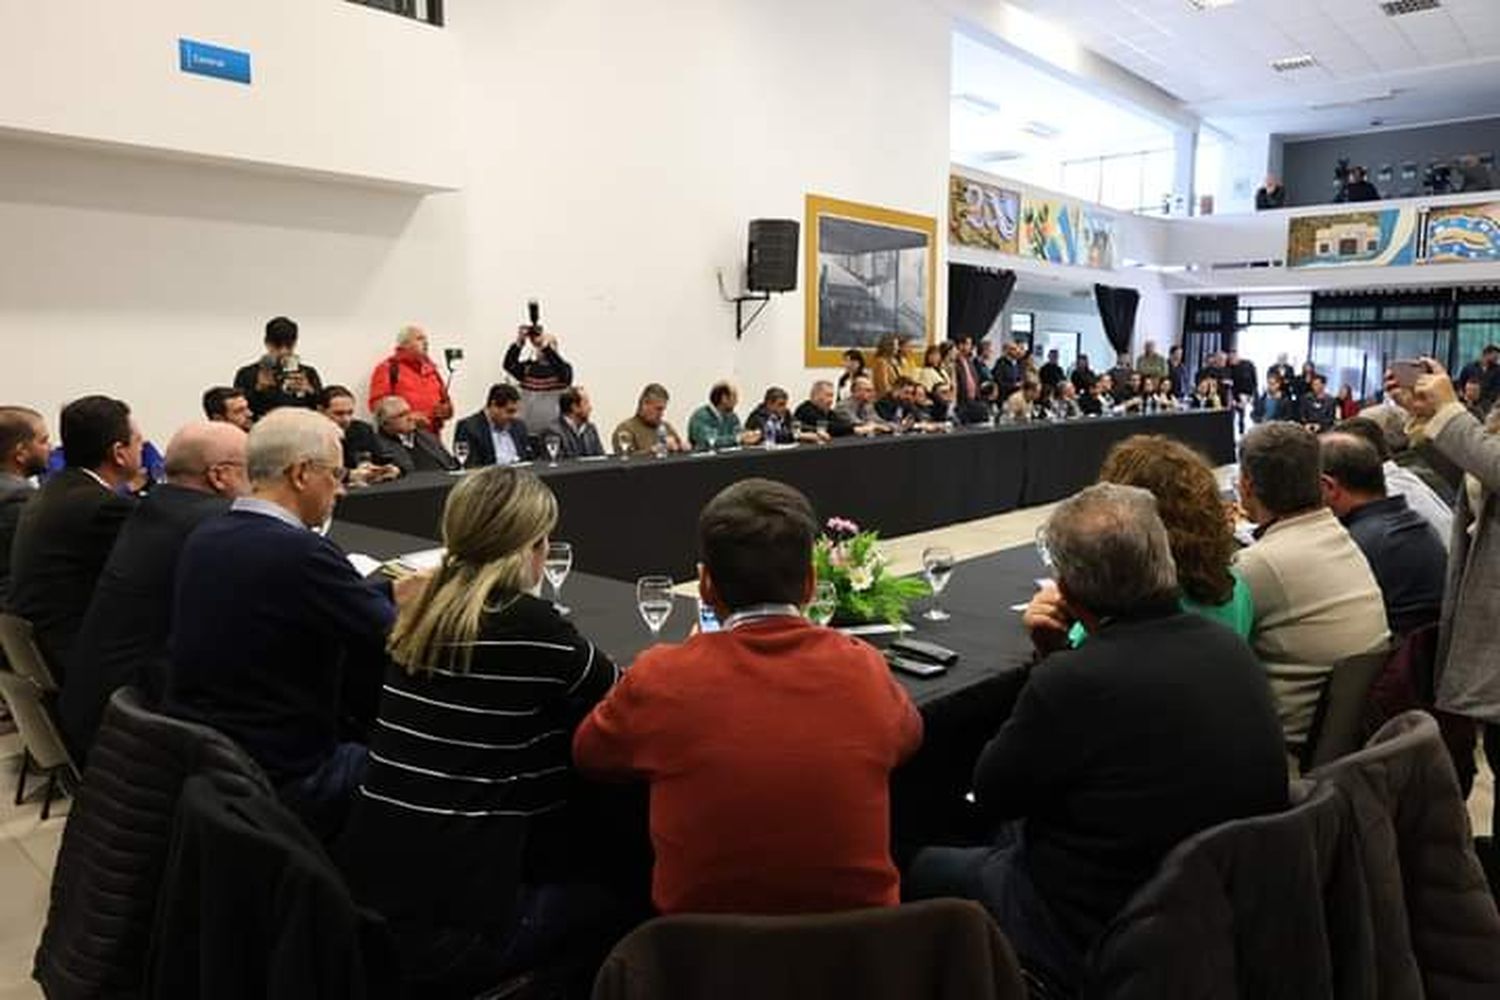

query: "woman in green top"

left=1058, top=433, right=1253, bottom=646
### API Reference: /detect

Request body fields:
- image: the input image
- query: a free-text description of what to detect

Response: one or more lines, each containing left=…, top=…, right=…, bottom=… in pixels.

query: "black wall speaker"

left=747, top=219, right=799, bottom=293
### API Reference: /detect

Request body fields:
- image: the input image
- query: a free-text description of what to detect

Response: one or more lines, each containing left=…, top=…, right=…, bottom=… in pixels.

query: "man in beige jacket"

left=1234, top=423, right=1390, bottom=754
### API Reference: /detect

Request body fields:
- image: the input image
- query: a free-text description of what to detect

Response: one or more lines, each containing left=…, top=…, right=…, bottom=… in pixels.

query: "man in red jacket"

left=574, top=478, right=923, bottom=915
left=367, top=325, right=454, bottom=435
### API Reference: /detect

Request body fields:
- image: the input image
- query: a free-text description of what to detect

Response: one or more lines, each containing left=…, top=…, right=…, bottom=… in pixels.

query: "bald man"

left=63, top=422, right=250, bottom=759
left=367, top=323, right=454, bottom=434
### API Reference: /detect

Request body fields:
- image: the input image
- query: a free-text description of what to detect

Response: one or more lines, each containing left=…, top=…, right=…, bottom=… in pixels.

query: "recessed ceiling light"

left=1380, top=0, right=1441, bottom=16
left=978, top=150, right=1025, bottom=163
left=1270, top=54, right=1317, bottom=72
left=952, top=92, right=1001, bottom=116
left=1186, top=0, right=1235, bottom=10
left=1021, top=120, right=1061, bottom=139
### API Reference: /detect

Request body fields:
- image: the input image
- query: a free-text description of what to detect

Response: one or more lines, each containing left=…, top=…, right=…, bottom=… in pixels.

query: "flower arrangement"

left=813, top=517, right=930, bottom=625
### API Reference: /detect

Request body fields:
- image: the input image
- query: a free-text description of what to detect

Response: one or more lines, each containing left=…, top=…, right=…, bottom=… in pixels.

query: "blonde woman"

left=871, top=334, right=902, bottom=398
left=339, top=466, right=618, bottom=996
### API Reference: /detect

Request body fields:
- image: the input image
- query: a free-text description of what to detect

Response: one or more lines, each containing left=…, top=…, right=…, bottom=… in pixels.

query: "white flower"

left=848, top=565, right=874, bottom=592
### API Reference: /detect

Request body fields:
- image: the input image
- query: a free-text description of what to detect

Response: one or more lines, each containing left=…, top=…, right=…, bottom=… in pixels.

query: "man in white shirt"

left=454, top=383, right=533, bottom=468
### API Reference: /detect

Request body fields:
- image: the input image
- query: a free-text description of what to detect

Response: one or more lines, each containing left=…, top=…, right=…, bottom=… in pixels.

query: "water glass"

left=544, top=435, right=561, bottom=467
left=544, top=542, right=573, bottom=615
left=636, top=575, right=675, bottom=637
left=616, top=431, right=634, bottom=459
left=922, top=546, right=955, bottom=621
left=807, top=580, right=838, bottom=627
left=453, top=440, right=470, bottom=469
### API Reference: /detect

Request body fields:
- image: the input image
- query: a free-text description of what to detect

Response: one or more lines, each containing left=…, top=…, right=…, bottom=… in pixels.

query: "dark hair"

left=1321, top=433, right=1387, bottom=497
left=0, top=407, right=42, bottom=460
left=1240, top=422, right=1322, bottom=516
left=709, top=382, right=735, bottom=407
left=318, top=385, right=356, bottom=409
left=487, top=383, right=521, bottom=408
left=699, top=478, right=816, bottom=610
left=842, top=348, right=866, bottom=366
left=763, top=386, right=789, bottom=404
left=264, top=316, right=299, bottom=348
left=201, top=386, right=245, bottom=420
left=61, top=395, right=131, bottom=470
left=1484, top=344, right=1500, bottom=355
left=558, top=386, right=584, bottom=418
left=639, top=383, right=669, bottom=405
left=1332, top=417, right=1390, bottom=462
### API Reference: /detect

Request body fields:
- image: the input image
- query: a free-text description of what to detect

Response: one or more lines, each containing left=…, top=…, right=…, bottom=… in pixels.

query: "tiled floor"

left=0, top=498, right=1492, bottom=997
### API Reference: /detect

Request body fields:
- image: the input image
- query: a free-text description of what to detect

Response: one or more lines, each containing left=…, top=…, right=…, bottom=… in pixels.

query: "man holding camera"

left=504, top=301, right=575, bottom=431
left=233, top=317, right=323, bottom=419
left=368, top=325, right=454, bottom=436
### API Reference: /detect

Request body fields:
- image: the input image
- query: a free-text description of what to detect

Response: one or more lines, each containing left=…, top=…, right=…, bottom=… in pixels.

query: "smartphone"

left=697, top=599, right=721, bottom=634
left=889, top=654, right=946, bottom=678
left=889, top=637, right=959, bottom=666
left=1390, top=359, right=1425, bottom=388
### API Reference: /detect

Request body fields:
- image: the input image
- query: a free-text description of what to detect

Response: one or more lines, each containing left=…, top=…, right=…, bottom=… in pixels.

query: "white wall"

left=0, top=0, right=461, bottom=190
left=0, top=0, right=953, bottom=442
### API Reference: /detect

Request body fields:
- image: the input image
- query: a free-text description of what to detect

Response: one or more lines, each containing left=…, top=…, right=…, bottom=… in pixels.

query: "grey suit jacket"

left=0, top=473, right=35, bottom=606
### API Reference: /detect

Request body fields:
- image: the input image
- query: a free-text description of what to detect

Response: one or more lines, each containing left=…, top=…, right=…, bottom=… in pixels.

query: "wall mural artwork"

left=1020, top=198, right=1079, bottom=265
left=1286, top=209, right=1417, bottom=269
left=1424, top=202, right=1500, bottom=263
left=1078, top=208, right=1118, bottom=270
left=805, top=194, right=937, bottom=367
left=948, top=174, right=1020, bottom=254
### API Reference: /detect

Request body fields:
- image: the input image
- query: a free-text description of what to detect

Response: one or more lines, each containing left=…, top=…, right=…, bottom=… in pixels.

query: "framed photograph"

left=805, top=194, right=938, bottom=367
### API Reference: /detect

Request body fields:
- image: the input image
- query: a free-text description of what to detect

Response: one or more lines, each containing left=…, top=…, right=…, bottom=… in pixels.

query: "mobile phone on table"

left=889, top=654, right=946, bottom=678
left=697, top=599, right=721, bottom=633
left=1390, top=359, right=1425, bottom=388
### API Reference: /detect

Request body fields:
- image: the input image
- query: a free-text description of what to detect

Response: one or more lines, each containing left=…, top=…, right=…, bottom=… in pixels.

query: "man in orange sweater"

left=367, top=325, right=454, bottom=435
left=574, top=478, right=923, bottom=915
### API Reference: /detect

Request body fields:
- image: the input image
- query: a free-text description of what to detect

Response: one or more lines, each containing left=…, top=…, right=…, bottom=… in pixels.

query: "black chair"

left=1300, top=644, right=1393, bottom=773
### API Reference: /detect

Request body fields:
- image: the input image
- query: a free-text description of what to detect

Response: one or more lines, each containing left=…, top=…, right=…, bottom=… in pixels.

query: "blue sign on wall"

left=178, top=38, right=252, bottom=85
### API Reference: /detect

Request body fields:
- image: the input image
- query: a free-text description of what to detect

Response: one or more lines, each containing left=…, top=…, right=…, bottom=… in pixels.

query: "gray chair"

left=1301, top=645, right=1392, bottom=773
left=0, top=612, right=59, bottom=691
left=0, top=670, right=78, bottom=819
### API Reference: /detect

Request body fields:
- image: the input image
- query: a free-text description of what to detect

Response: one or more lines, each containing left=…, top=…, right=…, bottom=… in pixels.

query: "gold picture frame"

left=804, top=194, right=938, bottom=368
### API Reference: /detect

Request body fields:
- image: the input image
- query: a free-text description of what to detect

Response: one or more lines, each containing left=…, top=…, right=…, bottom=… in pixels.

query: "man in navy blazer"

left=165, top=409, right=422, bottom=841
left=454, top=383, right=534, bottom=467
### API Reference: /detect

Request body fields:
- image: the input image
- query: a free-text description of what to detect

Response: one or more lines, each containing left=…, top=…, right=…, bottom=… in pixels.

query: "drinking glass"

left=922, top=546, right=956, bottom=621
left=544, top=435, right=561, bottom=468
left=355, top=450, right=373, bottom=467
left=636, top=576, right=675, bottom=637
left=544, top=542, right=573, bottom=615
left=452, top=440, right=470, bottom=469
left=616, top=431, right=634, bottom=459
left=1034, top=524, right=1054, bottom=568
left=816, top=420, right=829, bottom=440
left=807, top=580, right=838, bottom=626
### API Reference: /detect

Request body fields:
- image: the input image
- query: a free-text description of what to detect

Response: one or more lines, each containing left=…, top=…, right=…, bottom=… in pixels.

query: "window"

left=346, top=0, right=443, bottom=26
left=1308, top=291, right=1456, bottom=400
left=1059, top=147, right=1176, bottom=215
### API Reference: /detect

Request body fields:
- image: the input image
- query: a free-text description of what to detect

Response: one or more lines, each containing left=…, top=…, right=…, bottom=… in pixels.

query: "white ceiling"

left=999, top=0, right=1500, bottom=137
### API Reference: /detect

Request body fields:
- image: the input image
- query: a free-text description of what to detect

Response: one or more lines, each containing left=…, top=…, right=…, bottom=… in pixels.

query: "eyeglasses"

left=295, top=460, right=348, bottom=484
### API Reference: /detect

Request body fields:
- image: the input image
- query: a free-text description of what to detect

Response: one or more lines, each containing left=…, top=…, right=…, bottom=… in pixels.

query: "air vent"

left=1380, top=0, right=1441, bottom=15
left=952, top=93, right=1001, bottom=116
left=1021, top=120, right=1061, bottom=139
left=1270, top=54, right=1317, bottom=72
left=978, top=150, right=1025, bottom=163
left=1185, top=0, right=1235, bottom=10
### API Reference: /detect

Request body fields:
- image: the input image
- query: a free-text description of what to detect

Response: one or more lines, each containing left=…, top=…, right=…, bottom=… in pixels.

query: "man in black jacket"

left=8, top=396, right=140, bottom=683
left=64, top=422, right=250, bottom=759
left=907, top=484, right=1288, bottom=990
left=454, top=383, right=533, bottom=467
left=316, top=385, right=399, bottom=485
left=0, top=407, right=50, bottom=607
left=793, top=380, right=854, bottom=438
left=232, top=317, right=323, bottom=419
left=1299, top=375, right=1338, bottom=432
left=374, top=396, right=456, bottom=476
left=1320, top=433, right=1446, bottom=636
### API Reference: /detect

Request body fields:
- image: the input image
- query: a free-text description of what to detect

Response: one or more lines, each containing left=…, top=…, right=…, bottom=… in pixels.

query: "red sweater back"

left=573, top=617, right=922, bottom=915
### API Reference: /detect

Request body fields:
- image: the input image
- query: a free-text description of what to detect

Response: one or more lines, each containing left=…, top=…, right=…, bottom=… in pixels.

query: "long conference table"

left=335, top=410, right=1235, bottom=581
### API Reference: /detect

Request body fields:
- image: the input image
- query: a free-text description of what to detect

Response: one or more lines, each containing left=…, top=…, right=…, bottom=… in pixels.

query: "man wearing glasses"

left=164, top=409, right=425, bottom=842
left=374, top=395, right=457, bottom=475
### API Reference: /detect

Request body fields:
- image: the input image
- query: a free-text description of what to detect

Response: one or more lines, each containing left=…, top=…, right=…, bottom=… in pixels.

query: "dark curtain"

left=1093, top=284, right=1140, bottom=356
left=948, top=265, right=1016, bottom=340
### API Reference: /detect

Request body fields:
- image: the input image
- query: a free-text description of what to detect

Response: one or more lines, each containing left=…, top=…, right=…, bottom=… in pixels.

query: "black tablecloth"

left=333, top=411, right=1233, bottom=580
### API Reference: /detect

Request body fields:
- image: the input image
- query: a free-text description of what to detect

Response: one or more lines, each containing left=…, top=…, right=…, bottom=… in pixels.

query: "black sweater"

left=973, top=610, right=1288, bottom=951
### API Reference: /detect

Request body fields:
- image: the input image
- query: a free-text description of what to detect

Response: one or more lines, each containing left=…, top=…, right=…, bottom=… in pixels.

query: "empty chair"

left=0, top=611, right=59, bottom=691
left=1300, top=644, right=1392, bottom=772
left=590, top=899, right=1025, bottom=1000
left=0, top=669, right=77, bottom=819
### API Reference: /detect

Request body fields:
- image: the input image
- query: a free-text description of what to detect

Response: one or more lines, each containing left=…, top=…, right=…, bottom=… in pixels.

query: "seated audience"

left=338, top=467, right=618, bottom=997
left=1189, top=374, right=1222, bottom=410
left=1029, top=435, right=1254, bottom=646
left=871, top=334, right=903, bottom=398
left=165, top=409, right=413, bottom=840
left=1255, top=173, right=1286, bottom=210
left=1070, top=354, right=1098, bottom=393
left=1334, top=416, right=1452, bottom=547
left=613, top=383, right=685, bottom=455
left=1335, top=384, right=1360, bottom=421
left=875, top=378, right=924, bottom=427
left=1319, top=433, right=1446, bottom=637
left=234, top=316, right=322, bottom=418
left=201, top=386, right=253, bottom=432
left=504, top=320, right=574, bottom=430
left=834, top=375, right=892, bottom=435
left=1252, top=372, right=1293, bottom=423
left=916, top=343, right=952, bottom=394
left=1299, top=375, right=1338, bottom=432
left=925, top=381, right=956, bottom=424
left=747, top=386, right=820, bottom=443
left=687, top=381, right=752, bottom=450
left=376, top=396, right=458, bottom=475
left=1234, top=423, right=1389, bottom=751
left=1002, top=380, right=1042, bottom=423
left=835, top=348, right=867, bottom=401
left=0, top=407, right=49, bottom=607
left=575, top=478, right=922, bottom=914
left=1078, top=375, right=1116, bottom=417
left=1105, top=353, right=1134, bottom=396
left=794, top=380, right=855, bottom=438
left=909, top=483, right=1288, bottom=990
left=64, top=422, right=249, bottom=759
left=318, top=385, right=400, bottom=485
left=455, top=383, right=534, bottom=467
left=1051, top=382, right=1083, bottom=420
left=950, top=335, right=992, bottom=424
left=369, top=324, right=455, bottom=435
left=8, top=396, right=139, bottom=681
left=1462, top=378, right=1488, bottom=421
left=1456, top=343, right=1500, bottom=411
left=546, top=386, right=605, bottom=458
